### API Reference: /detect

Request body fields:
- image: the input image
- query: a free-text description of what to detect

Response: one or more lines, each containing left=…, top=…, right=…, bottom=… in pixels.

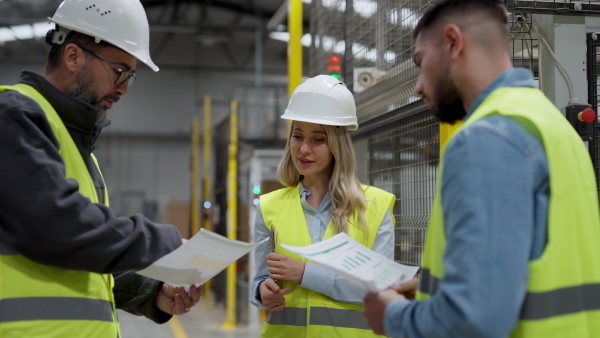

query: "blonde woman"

left=250, top=75, right=396, bottom=337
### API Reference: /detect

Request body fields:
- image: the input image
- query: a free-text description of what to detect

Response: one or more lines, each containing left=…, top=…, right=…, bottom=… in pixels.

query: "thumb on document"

left=389, top=278, right=418, bottom=300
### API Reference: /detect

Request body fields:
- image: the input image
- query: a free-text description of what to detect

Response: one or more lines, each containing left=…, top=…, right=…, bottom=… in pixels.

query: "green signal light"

left=330, top=73, right=341, bottom=79
left=253, top=187, right=261, bottom=194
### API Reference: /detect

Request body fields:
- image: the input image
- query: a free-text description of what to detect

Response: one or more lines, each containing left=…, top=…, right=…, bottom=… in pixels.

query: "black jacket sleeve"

left=113, top=271, right=172, bottom=324
left=0, top=89, right=182, bottom=274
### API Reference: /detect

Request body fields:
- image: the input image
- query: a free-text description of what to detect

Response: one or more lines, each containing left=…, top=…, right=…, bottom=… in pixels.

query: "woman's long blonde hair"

left=277, top=122, right=367, bottom=235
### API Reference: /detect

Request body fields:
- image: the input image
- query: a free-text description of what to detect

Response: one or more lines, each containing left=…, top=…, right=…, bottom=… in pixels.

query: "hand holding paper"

left=136, top=228, right=269, bottom=286
left=280, top=232, right=419, bottom=293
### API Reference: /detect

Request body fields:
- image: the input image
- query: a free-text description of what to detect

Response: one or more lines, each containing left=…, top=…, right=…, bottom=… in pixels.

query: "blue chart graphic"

left=341, top=250, right=373, bottom=271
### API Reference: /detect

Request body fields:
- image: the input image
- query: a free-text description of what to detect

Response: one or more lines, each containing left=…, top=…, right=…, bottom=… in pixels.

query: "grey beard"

left=67, top=72, right=107, bottom=123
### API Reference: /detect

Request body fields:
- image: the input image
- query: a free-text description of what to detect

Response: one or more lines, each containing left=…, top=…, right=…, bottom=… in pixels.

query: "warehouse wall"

left=0, top=61, right=287, bottom=224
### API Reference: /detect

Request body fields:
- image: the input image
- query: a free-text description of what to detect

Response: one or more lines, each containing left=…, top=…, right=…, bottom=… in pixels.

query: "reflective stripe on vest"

left=419, top=269, right=600, bottom=320
left=266, top=306, right=371, bottom=330
left=0, top=84, right=118, bottom=337
left=520, top=283, right=600, bottom=320
left=266, top=307, right=307, bottom=326
left=0, top=298, right=114, bottom=323
left=418, top=86, right=600, bottom=337
left=259, top=184, right=395, bottom=337
left=418, top=268, right=439, bottom=295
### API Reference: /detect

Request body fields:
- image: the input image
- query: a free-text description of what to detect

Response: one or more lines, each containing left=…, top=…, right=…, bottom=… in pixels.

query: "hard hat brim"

left=281, top=110, right=358, bottom=131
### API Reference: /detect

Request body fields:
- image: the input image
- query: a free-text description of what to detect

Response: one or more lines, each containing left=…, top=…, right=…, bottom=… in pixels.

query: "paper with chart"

left=137, top=228, right=269, bottom=286
left=280, top=232, right=419, bottom=293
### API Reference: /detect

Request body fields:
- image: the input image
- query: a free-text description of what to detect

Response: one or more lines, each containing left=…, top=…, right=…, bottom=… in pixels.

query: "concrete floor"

left=118, top=304, right=263, bottom=338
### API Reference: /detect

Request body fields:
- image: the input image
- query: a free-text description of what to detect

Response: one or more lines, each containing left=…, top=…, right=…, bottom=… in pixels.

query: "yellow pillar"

left=439, top=121, right=462, bottom=151
left=222, top=100, right=239, bottom=330
left=190, top=116, right=200, bottom=238
left=288, top=0, right=302, bottom=98
left=202, top=95, right=213, bottom=309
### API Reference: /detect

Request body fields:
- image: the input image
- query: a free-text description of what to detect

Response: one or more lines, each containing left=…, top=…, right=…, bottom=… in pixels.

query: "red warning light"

left=327, top=55, right=342, bottom=79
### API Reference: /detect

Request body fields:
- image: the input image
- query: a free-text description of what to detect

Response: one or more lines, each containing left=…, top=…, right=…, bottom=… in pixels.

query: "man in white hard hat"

left=0, top=1, right=202, bottom=337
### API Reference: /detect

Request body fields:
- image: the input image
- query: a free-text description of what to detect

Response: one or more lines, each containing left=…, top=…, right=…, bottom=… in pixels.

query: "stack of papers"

left=136, top=229, right=268, bottom=285
left=281, top=232, right=419, bottom=292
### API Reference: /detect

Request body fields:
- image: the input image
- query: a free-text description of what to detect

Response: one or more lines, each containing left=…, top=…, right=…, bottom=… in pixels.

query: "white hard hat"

left=282, top=75, right=358, bottom=130
left=47, top=0, right=158, bottom=72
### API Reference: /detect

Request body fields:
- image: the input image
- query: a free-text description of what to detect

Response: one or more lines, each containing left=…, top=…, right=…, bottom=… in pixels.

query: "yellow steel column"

left=288, top=0, right=302, bottom=98
left=222, top=100, right=239, bottom=329
left=191, top=115, right=200, bottom=238
left=439, top=122, right=462, bottom=151
left=203, top=95, right=213, bottom=309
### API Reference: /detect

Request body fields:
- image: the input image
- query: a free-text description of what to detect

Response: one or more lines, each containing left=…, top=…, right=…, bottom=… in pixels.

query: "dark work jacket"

left=0, top=70, right=181, bottom=323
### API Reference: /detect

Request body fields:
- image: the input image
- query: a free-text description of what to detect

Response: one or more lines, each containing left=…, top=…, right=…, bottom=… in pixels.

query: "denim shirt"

left=250, top=182, right=395, bottom=308
left=384, top=68, right=550, bottom=337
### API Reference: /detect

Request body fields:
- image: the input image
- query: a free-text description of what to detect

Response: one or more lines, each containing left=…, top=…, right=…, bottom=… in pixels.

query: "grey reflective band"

left=418, top=268, right=439, bottom=295
left=0, top=243, right=18, bottom=255
left=266, top=307, right=307, bottom=326
left=520, top=283, right=600, bottom=320
left=310, top=307, right=371, bottom=330
left=266, top=306, right=370, bottom=330
left=0, top=297, right=114, bottom=323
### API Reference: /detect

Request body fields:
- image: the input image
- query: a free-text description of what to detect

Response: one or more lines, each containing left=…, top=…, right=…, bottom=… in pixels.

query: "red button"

left=578, top=108, right=596, bottom=123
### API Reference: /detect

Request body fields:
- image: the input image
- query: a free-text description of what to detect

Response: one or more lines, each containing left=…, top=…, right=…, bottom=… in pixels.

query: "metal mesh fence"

left=508, top=14, right=540, bottom=81
left=586, top=33, right=600, bottom=198
left=506, top=0, right=600, bottom=15
left=353, top=105, right=437, bottom=266
left=310, top=3, right=542, bottom=267
left=310, top=0, right=431, bottom=125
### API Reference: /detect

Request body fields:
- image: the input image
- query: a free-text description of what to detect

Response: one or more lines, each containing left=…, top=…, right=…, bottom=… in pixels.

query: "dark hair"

left=46, top=28, right=112, bottom=72
left=413, top=0, right=507, bottom=39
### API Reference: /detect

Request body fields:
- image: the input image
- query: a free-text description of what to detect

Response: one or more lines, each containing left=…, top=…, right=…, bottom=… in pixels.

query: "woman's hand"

left=260, top=278, right=291, bottom=311
left=266, top=253, right=306, bottom=284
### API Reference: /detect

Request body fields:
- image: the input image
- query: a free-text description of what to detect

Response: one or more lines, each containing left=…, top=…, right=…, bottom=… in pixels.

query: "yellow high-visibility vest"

left=417, top=86, right=600, bottom=337
left=259, top=184, right=395, bottom=337
left=0, top=84, right=119, bottom=337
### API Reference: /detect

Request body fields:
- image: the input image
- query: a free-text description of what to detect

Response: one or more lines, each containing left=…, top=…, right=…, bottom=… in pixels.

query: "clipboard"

left=271, top=226, right=278, bottom=284
left=271, top=226, right=277, bottom=254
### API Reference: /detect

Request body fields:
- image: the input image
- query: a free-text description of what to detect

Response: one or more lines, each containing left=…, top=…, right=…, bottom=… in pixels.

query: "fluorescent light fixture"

left=0, top=21, right=53, bottom=44
left=388, top=8, right=420, bottom=29
left=272, top=32, right=400, bottom=64
left=354, top=0, right=376, bottom=18
left=384, top=51, right=396, bottom=62
left=322, top=0, right=346, bottom=12
left=268, top=31, right=312, bottom=47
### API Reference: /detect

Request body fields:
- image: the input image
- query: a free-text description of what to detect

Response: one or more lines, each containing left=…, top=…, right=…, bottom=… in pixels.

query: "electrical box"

left=562, top=104, right=596, bottom=141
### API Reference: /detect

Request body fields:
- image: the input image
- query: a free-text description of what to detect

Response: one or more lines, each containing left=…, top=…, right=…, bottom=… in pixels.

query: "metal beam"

left=142, top=0, right=276, bottom=20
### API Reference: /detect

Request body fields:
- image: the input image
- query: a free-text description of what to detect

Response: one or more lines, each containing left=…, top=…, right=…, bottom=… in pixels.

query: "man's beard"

left=67, top=66, right=118, bottom=123
left=432, top=70, right=467, bottom=124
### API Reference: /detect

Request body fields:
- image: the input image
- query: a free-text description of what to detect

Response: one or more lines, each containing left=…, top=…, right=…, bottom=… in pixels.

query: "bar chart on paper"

left=281, top=233, right=419, bottom=292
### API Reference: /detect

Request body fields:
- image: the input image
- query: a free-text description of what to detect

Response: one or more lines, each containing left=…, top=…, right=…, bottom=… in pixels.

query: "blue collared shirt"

left=384, top=68, right=550, bottom=337
left=250, top=182, right=395, bottom=308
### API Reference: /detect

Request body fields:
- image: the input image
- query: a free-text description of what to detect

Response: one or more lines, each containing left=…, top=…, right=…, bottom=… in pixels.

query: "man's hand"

left=363, top=289, right=406, bottom=335
left=390, top=278, right=419, bottom=300
left=156, top=283, right=204, bottom=315
left=266, top=253, right=306, bottom=283
left=260, top=278, right=290, bottom=311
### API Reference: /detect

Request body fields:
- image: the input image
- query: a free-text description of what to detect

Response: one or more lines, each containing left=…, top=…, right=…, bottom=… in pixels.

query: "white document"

left=136, top=228, right=269, bottom=286
left=280, top=232, right=420, bottom=293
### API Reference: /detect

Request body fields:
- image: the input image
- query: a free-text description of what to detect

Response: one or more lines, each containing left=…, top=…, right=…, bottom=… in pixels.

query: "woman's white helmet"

left=282, top=75, right=358, bottom=130
left=46, top=0, right=158, bottom=72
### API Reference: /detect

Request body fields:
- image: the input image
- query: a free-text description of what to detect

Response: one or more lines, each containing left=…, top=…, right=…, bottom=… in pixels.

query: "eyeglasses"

left=77, top=44, right=137, bottom=87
